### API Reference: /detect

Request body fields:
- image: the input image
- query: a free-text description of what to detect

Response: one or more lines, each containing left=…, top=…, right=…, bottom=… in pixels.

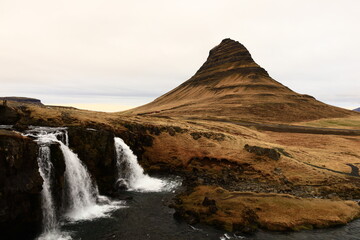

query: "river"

left=60, top=187, right=360, bottom=240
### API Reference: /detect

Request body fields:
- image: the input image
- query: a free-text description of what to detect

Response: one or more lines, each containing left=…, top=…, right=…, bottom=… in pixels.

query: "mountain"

left=0, top=97, right=42, bottom=105
left=354, top=107, right=360, bottom=112
left=128, top=38, right=355, bottom=122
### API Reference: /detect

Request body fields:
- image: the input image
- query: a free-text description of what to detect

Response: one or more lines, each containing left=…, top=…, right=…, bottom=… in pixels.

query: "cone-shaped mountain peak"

left=196, top=38, right=260, bottom=74
left=128, top=39, right=354, bottom=122
left=187, top=38, right=269, bottom=87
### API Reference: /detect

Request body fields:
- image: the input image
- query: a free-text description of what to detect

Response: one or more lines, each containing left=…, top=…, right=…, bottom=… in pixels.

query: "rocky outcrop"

left=244, top=144, right=281, bottom=160
left=67, top=127, right=117, bottom=194
left=0, top=130, right=42, bottom=239
left=0, top=97, right=42, bottom=105
left=49, top=143, right=66, bottom=215
left=0, top=130, right=67, bottom=239
left=0, top=105, right=20, bottom=124
left=187, top=38, right=269, bottom=86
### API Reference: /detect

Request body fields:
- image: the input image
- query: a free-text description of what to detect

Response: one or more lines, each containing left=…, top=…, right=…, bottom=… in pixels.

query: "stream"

left=60, top=188, right=360, bottom=240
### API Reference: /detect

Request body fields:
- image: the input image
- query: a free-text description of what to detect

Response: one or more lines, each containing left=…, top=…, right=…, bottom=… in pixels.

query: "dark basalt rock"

left=202, top=197, right=218, bottom=214
left=233, top=208, right=259, bottom=233
left=173, top=208, right=200, bottom=225
left=114, top=178, right=129, bottom=191
left=0, top=130, right=42, bottom=239
left=49, top=143, right=66, bottom=215
left=0, top=105, right=20, bottom=125
left=67, top=127, right=117, bottom=194
left=244, top=144, right=281, bottom=160
left=185, top=156, right=245, bottom=187
left=190, top=132, right=225, bottom=141
left=0, top=130, right=66, bottom=239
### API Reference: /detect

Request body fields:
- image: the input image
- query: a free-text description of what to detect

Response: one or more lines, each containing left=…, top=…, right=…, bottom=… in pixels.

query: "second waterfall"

left=114, top=137, right=177, bottom=192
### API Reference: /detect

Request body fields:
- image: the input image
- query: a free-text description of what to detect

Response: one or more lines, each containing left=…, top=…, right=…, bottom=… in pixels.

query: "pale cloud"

left=0, top=0, right=359, bottom=109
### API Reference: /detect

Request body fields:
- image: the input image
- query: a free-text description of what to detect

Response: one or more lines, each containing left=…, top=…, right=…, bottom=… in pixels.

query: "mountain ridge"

left=128, top=39, right=356, bottom=122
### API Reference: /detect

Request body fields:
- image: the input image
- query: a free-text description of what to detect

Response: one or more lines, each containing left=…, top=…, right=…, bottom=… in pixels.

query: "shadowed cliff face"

left=0, top=130, right=42, bottom=239
left=0, top=130, right=67, bottom=239
left=128, top=38, right=355, bottom=122
left=67, top=127, right=117, bottom=194
left=0, top=106, right=20, bottom=125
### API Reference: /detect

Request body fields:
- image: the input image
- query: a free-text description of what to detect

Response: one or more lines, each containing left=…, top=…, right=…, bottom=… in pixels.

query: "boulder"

left=244, top=144, right=281, bottom=160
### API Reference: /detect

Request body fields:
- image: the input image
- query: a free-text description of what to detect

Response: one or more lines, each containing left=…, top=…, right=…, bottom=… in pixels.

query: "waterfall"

left=114, top=137, right=168, bottom=192
left=59, top=140, right=102, bottom=221
left=35, top=130, right=71, bottom=240
left=27, top=127, right=121, bottom=240
left=37, top=146, right=56, bottom=232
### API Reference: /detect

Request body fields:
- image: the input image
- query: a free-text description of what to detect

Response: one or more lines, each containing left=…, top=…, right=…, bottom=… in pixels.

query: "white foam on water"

left=64, top=198, right=125, bottom=222
left=58, top=139, right=124, bottom=222
left=37, top=230, right=72, bottom=240
left=27, top=127, right=125, bottom=240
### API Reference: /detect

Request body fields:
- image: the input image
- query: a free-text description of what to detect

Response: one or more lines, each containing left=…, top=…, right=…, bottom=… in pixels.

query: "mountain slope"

left=354, top=107, right=360, bottom=112
left=128, top=39, right=355, bottom=122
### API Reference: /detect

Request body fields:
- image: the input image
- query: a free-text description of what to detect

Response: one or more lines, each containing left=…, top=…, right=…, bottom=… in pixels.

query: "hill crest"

left=128, top=39, right=356, bottom=122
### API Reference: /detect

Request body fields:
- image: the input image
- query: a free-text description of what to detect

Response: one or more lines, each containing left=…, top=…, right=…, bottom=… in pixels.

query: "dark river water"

left=59, top=190, right=360, bottom=240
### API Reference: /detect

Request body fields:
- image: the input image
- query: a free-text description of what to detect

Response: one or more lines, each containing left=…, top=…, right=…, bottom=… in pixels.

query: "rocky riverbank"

left=170, top=185, right=360, bottom=233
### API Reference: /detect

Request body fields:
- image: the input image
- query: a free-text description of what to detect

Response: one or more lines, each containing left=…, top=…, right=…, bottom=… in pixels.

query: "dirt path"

left=300, top=162, right=360, bottom=178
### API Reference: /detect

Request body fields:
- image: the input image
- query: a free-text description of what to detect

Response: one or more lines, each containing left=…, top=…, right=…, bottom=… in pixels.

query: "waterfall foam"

left=114, top=137, right=180, bottom=192
left=27, top=127, right=122, bottom=240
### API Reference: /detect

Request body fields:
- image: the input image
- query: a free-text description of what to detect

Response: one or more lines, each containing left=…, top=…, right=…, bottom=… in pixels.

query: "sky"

left=0, top=0, right=359, bottom=112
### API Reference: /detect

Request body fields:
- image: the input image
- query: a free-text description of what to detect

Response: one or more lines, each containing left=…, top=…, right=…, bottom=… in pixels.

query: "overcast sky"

left=0, top=0, right=359, bottom=111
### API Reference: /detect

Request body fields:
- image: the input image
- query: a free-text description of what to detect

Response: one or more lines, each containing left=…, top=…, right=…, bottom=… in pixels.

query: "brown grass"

left=179, top=186, right=360, bottom=231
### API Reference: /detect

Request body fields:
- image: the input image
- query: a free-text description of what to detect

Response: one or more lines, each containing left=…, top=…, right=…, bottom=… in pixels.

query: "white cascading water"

left=59, top=140, right=110, bottom=221
left=37, top=146, right=57, bottom=232
left=27, top=127, right=121, bottom=240
left=34, top=129, right=71, bottom=240
left=114, top=137, right=177, bottom=192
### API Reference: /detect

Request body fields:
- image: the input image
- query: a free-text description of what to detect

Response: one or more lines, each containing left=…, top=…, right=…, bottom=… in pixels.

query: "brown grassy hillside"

left=127, top=39, right=356, bottom=122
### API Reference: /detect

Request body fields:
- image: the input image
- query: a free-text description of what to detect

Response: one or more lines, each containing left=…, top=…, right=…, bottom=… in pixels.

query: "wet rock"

left=12, top=123, right=29, bottom=132
left=173, top=208, right=200, bottom=225
left=114, top=178, right=129, bottom=191
left=97, top=196, right=111, bottom=205
left=49, top=143, right=66, bottom=216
